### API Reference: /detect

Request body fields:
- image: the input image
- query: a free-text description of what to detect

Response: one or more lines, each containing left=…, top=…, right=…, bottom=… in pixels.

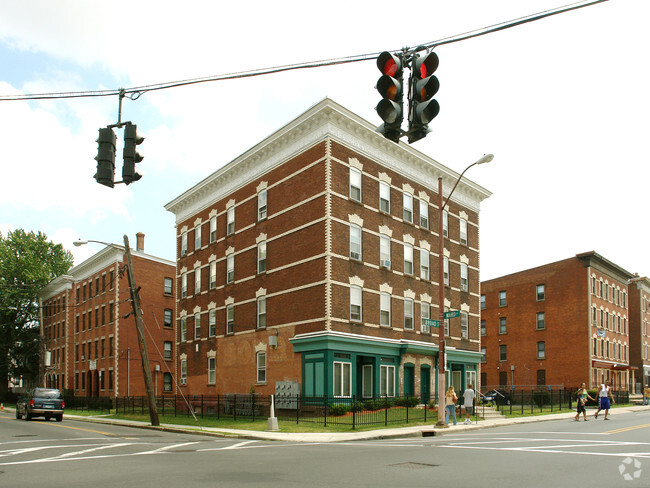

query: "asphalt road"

left=1, top=408, right=649, bottom=487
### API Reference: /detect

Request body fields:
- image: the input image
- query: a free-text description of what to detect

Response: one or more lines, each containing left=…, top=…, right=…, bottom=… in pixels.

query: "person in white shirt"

left=594, top=380, right=614, bottom=420
left=463, top=384, right=476, bottom=424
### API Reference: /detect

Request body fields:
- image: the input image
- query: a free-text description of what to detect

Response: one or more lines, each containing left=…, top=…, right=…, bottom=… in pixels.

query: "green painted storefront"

left=290, top=331, right=480, bottom=402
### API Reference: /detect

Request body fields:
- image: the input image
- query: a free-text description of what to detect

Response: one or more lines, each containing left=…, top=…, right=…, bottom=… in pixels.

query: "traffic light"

left=94, top=127, right=116, bottom=188
left=408, top=51, right=440, bottom=143
left=122, top=122, right=143, bottom=185
left=375, top=51, right=404, bottom=143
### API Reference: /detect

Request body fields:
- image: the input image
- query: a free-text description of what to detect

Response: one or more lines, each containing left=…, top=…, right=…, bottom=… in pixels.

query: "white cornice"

left=165, top=98, right=491, bottom=224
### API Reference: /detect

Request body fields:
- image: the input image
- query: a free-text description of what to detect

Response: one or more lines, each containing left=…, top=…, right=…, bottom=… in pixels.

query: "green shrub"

left=395, top=396, right=419, bottom=407
left=328, top=404, right=348, bottom=416
left=362, top=399, right=382, bottom=411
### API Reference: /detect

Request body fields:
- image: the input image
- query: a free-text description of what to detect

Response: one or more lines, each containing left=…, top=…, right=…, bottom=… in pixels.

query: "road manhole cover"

left=389, top=462, right=438, bottom=469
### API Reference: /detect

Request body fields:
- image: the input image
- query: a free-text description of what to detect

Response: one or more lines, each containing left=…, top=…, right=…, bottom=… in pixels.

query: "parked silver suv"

left=16, top=388, right=64, bottom=421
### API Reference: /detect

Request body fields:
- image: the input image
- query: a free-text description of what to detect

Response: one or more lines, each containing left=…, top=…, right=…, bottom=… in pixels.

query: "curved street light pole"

left=74, top=236, right=160, bottom=426
left=436, top=154, right=493, bottom=427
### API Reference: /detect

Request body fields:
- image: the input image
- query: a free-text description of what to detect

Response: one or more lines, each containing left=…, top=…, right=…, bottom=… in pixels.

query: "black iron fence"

left=482, top=388, right=629, bottom=415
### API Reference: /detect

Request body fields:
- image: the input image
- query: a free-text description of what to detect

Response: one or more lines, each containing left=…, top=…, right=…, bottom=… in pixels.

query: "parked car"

left=481, top=389, right=512, bottom=405
left=16, top=388, right=64, bottom=421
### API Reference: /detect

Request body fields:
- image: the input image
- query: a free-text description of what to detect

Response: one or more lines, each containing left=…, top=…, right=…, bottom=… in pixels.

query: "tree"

left=0, top=230, right=73, bottom=398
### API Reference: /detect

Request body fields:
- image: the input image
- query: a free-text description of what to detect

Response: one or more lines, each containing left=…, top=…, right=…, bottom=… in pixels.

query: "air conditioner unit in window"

left=181, top=249, right=187, bottom=257
left=350, top=252, right=361, bottom=261
left=180, top=378, right=187, bottom=385
left=381, top=260, right=391, bottom=268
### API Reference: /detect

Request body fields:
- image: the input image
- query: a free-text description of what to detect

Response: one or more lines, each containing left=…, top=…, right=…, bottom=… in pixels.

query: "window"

left=258, top=241, right=267, bottom=273
left=481, top=347, right=486, bottom=362
left=258, top=189, right=267, bottom=220
left=592, top=306, right=597, bottom=325
left=180, top=359, right=187, bottom=384
left=334, top=361, right=352, bottom=397
left=420, top=201, right=429, bottom=229
left=349, top=225, right=362, bottom=261
left=208, top=357, right=216, bottom=385
left=420, top=249, right=430, bottom=280
left=380, top=235, right=391, bottom=268
left=499, top=317, right=507, bottom=334
left=499, top=345, right=507, bottom=361
left=460, top=311, right=468, bottom=338
left=194, top=313, right=201, bottom=340
left=536, top=284, right=545, bottom=301
left=379, top=181, right=390, bottom=213
left=459, top=218, right=468, bottom=245
left=210, top=261, right=217, bottom=289
left=537, top=341, right=546, bottom=359
left=443, top=256, right=449, bottom=286
left=164, top=277, right=173, bottom=295
left=181, top=317, right=187, bottom=341
left=163, top=341, right=172, bottom=360
left=195, top=268, right=201, bottom=294
left=257, top=296, right=266, bottom=329
left=380, top=364, right=395, bottom=397
left=209, top=309, right=216, bottom=337
left=181, top=273, right=187, bottom=298
left=257, top=352, right=267, bottom=383
left=226, top=304, right=234, bottom=335
left=350, top=286, right=362, bottom=322
left=403, top=193, right=413, bottom=223
left=480, top=294, right=486, bottom=310
left=460, top=263, right=468, bottom=292
left=499, top=290, right=507, bottom=307
left=404, top=244, right=413, bottom=275
left=421, top=302, right=430, bottom=333
left=181, top=232, right=188, bottom=256
left=442, top=210, right=448, bottom=237
left=480, top=319, right=486, bottom=336
left=195, top=225, right=202, bottom=251
left=404, top=299, right=414, bottom=330
left=210, top=215, right=217, bottom=243
left=227, top=207, right=235, bottom=236
left=380, top=293, right=391, bottom=327
left=164, top=309, right=173, bottom=328
left=536, top=312, right=545, bottom=330
left=349, top=167, right=361, bottom=202
left=226, top=254, right=234, bottom=284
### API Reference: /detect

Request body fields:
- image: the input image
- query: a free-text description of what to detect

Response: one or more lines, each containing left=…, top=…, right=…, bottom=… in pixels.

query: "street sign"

left=423, top=319, right=440, bottom=328
left=444, top=310, right=460, bottom=319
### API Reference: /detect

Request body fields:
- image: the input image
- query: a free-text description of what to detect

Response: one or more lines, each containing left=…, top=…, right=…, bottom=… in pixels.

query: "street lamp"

left=436, top=154, right=493, bottom=427
left=74, top=235, right=160, bottom=426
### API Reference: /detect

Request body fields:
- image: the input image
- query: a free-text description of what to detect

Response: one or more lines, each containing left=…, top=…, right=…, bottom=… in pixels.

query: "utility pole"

left=123, top=235, right=159, bottom=426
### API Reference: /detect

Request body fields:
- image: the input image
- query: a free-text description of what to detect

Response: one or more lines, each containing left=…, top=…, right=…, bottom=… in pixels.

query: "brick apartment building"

left=628, top=275, right=650, bottom=389
left=38, top=233, right=176, bottom=397
left=481, top=252, right=637, bottom=391
left=165, top=99, right=491, bottom=401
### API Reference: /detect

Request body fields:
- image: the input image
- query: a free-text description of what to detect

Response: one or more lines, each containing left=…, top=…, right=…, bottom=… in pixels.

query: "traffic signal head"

left=408, top=51, right=440, bottom=143
left=94, top=128, right=116, bottom=188
left=122, top=122, right=143, bottom=185
left=375, top=51, right=404, bottom=143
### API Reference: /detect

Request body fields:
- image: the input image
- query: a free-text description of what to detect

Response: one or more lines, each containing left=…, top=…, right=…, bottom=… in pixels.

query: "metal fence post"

left=352, top=395, right=356, bottom=430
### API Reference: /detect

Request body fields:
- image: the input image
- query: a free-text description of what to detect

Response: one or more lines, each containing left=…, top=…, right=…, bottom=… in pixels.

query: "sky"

left=0, top=0, right=648, bottom=281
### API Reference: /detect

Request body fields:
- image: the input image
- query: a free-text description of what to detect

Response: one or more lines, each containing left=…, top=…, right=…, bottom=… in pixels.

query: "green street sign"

left=423, top=319, right=440, bottom=328
left=444, top=310, right=461, bottom=319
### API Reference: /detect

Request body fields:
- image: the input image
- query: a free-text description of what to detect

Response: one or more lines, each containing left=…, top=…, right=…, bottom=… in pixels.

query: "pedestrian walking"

left=643, top=384, right=650, bottom=406
left=445, top=386, right=458, bottom=426
left=594, top=380, right=614, bottom=420
left=574, top=382, right=595, bottom=421
left=463, top=384, right=476, bottom=424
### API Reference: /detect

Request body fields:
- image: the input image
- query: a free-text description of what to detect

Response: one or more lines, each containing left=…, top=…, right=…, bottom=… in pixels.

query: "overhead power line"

left=0, top=0, right=608, bottom=102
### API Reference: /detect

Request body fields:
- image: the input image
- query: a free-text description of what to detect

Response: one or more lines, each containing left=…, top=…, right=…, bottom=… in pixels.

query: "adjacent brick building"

left=39, top=233, right=176, bottom=397
left=481, top=252, right=636, bottom=391
left=165, top=99, right=491, bottom=401
left=628, top=275, right=650, bottom=389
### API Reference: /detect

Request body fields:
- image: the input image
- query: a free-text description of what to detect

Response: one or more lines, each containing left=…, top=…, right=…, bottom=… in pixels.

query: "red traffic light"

left=377, top=51, right=403, bottom=77
left=413, top=51, right=439, bottom=79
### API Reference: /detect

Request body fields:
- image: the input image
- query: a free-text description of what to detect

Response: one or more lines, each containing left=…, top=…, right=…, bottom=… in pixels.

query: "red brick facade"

left=166, top=99, right=491, bottom=399
left=628, top=276, right=650, bottom=388
left=39, top=237, right=176, bottom=398
left=481, top=252, right=635, bottom=391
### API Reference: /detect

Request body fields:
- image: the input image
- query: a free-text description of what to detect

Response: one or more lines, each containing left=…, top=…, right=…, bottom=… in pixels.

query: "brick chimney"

left=136, top=232, right=145, bottom=252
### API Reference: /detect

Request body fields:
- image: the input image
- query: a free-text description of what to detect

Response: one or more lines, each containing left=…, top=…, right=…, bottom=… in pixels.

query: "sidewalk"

left=15, top=404, right=647, bottom=443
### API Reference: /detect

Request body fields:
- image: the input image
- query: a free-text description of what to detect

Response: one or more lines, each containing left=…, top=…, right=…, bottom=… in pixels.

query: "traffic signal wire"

left=0, top=0, right=608, bottom=103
